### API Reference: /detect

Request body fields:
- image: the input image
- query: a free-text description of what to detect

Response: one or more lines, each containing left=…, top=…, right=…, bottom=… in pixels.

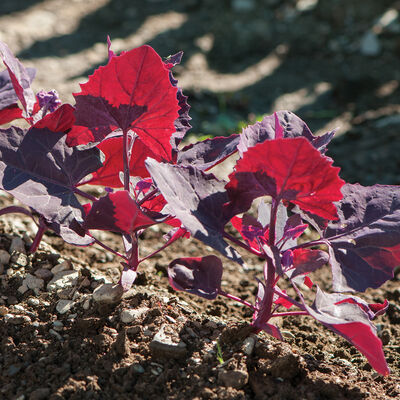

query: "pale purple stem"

left=89, top=234, right=127, bottom=260
left=73, top=187, right=98, bottom=202
left=218, top=289, right=258, bottom=311
left=273, top=287, right=304, bottom=310
left=271, top=311, right=308, bottom=318
left=29, top=218, right=47, bottom=253
left=223, top=231, right=263, bottom=257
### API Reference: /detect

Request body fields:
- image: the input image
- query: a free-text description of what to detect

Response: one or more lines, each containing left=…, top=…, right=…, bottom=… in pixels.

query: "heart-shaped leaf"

left=226, top=137, right=344, bottom=220
left=69, top=45, right=179, bottom=161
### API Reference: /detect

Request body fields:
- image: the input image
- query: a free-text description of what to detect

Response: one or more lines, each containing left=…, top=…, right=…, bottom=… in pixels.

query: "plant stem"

left=122, top=128, right=130, bottom=191
left=73, top=187, right=98, bottom=202
left=271, top=311, right=308, bottom=317
left=89, top=235, right=127, bottom=260
left=29, top=218, right=47, bottom=253
left=137, top=188, right=159, bottom=206
left=223, top=231, right=263, bottom=257
left=272, top=287, right=304, bottom=310
left=218, top=289, right=258, bottom=311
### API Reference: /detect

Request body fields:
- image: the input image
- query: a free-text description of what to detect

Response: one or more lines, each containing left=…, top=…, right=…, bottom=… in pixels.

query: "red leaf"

left=68, top=45, right=179, bottom=161
left=83, top=190, right=159, bottom=234
left=33, top=104, right=75, bottom=132
left=86, top=135, right=157, bottom=187
left=227, top=137, right=344, bottom=220
left=0, top=103, right=22, bottom=124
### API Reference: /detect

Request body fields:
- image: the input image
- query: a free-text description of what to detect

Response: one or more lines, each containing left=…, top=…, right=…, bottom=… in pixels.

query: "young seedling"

left=0, top=39, right=397, bottom=376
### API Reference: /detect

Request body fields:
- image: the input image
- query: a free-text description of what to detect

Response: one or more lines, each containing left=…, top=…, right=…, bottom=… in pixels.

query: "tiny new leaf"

left=69, top=45, right=179, bottom=161
left=324, top=183, right=400, bottom=292
left=168, top=255, right=223, bottom=300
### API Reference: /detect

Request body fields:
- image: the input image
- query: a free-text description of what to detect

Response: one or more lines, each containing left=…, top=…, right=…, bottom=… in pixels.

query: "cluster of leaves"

left=1, top=40, right=399, bottom=376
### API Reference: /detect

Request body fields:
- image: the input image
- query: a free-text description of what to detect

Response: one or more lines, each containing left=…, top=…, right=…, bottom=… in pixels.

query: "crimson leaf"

left=83, top=190, right=163, bottom=234
left=168, top=255, right=223, bottom=300
left=69, top=45, right=179, bottom=161
left=0, top=126, right=102, bottom=244
left=85, top=134, right=158, bottom=187
left=238, top=111, right=335, bottom=156
left=145, top=158, right=243, bottom=265
left=226, top=137, right=344, bottom=220
left=324, top=183, right=400, bottom=292
left=301, top=287, right=389, bottom=376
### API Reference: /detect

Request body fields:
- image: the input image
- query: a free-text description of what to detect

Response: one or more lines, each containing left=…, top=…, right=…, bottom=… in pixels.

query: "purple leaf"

left=301, top=287, right=390, bottom=376
left=145, top=159, right=243, bottom=265
left=164, top=51, right=192, bottom=150
left=0, top=126, right=102, bottom=244
left=178, top=134, right=240, bottom=171
left=168, top=255, right=223, bottom=300
left=238, top=111, right=335, bottom=157
left=0, top=42, right=36, bottom=116
left=324, top=183, right=400, bottom=292
left=283, top=214, right=308, bottom=241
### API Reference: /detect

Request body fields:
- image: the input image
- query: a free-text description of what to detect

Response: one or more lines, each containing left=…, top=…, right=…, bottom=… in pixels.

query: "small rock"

left=34, top=268, right=53, bottom=280
left=131, top=364, right=145, bottom=374
left=24, top=273, right=44, bottom=290
left=49, top=328, right=63, bottom=341
left=5, top=314, right=32, bottom=324
left=82, top=297, right=91, bottom=310
left=10, top=252, right=29, bottom=267
left=47, top=270, right=78, bottom=292
left=0, top=305, right=8, bottom=316
left=120, top=307, right=149, bottom=323
left=29, top=387, right=50, bottom=400
left=242, top=335, right=256, bottom=356
left=93, top=283, right=123, bottom=304
left=0, top=249, right=11, bottom=264
left=18, top=284, right=29, bottom=294
left=113, top=329, right=130, bottom=356
left=0, top=264, right=4, bottom=274
left=360, top=31, right=381, bottom=56
left=27, top=298, right=40, bottom=307
left=52, top=320, right=64, bottom=331
left=56, top=299, right=74, bottom=314
left=150, top=325, right=187, bottom=359
left=51, top=260, right=72, bottom=274
left=218, top=369, right=249, bottom=389
left=9, top=237, right=26, bottom=254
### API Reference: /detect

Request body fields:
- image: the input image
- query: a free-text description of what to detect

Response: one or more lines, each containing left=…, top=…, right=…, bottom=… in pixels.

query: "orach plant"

left=0, top=40, right=398, bottom=376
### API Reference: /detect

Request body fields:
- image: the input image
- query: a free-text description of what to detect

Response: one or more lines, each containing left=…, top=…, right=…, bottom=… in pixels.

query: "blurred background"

left=0, top=0, right=399, bottom=185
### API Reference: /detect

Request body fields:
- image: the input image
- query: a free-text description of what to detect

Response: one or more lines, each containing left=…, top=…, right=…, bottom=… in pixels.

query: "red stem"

left=271, top=311, right=308, bottom=318
left=122, top=129, right=130, bottom=191
left=218, top=289, right=258, bottom=311
left=223, top=231, right=263, bottom=257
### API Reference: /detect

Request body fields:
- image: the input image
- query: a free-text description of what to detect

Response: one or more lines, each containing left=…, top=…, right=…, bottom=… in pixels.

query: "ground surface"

left=0, top=0, right=400, bottom=399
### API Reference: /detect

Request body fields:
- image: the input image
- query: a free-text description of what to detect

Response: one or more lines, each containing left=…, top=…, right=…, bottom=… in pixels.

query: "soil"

left=1, top=1, right=400, bottom=399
